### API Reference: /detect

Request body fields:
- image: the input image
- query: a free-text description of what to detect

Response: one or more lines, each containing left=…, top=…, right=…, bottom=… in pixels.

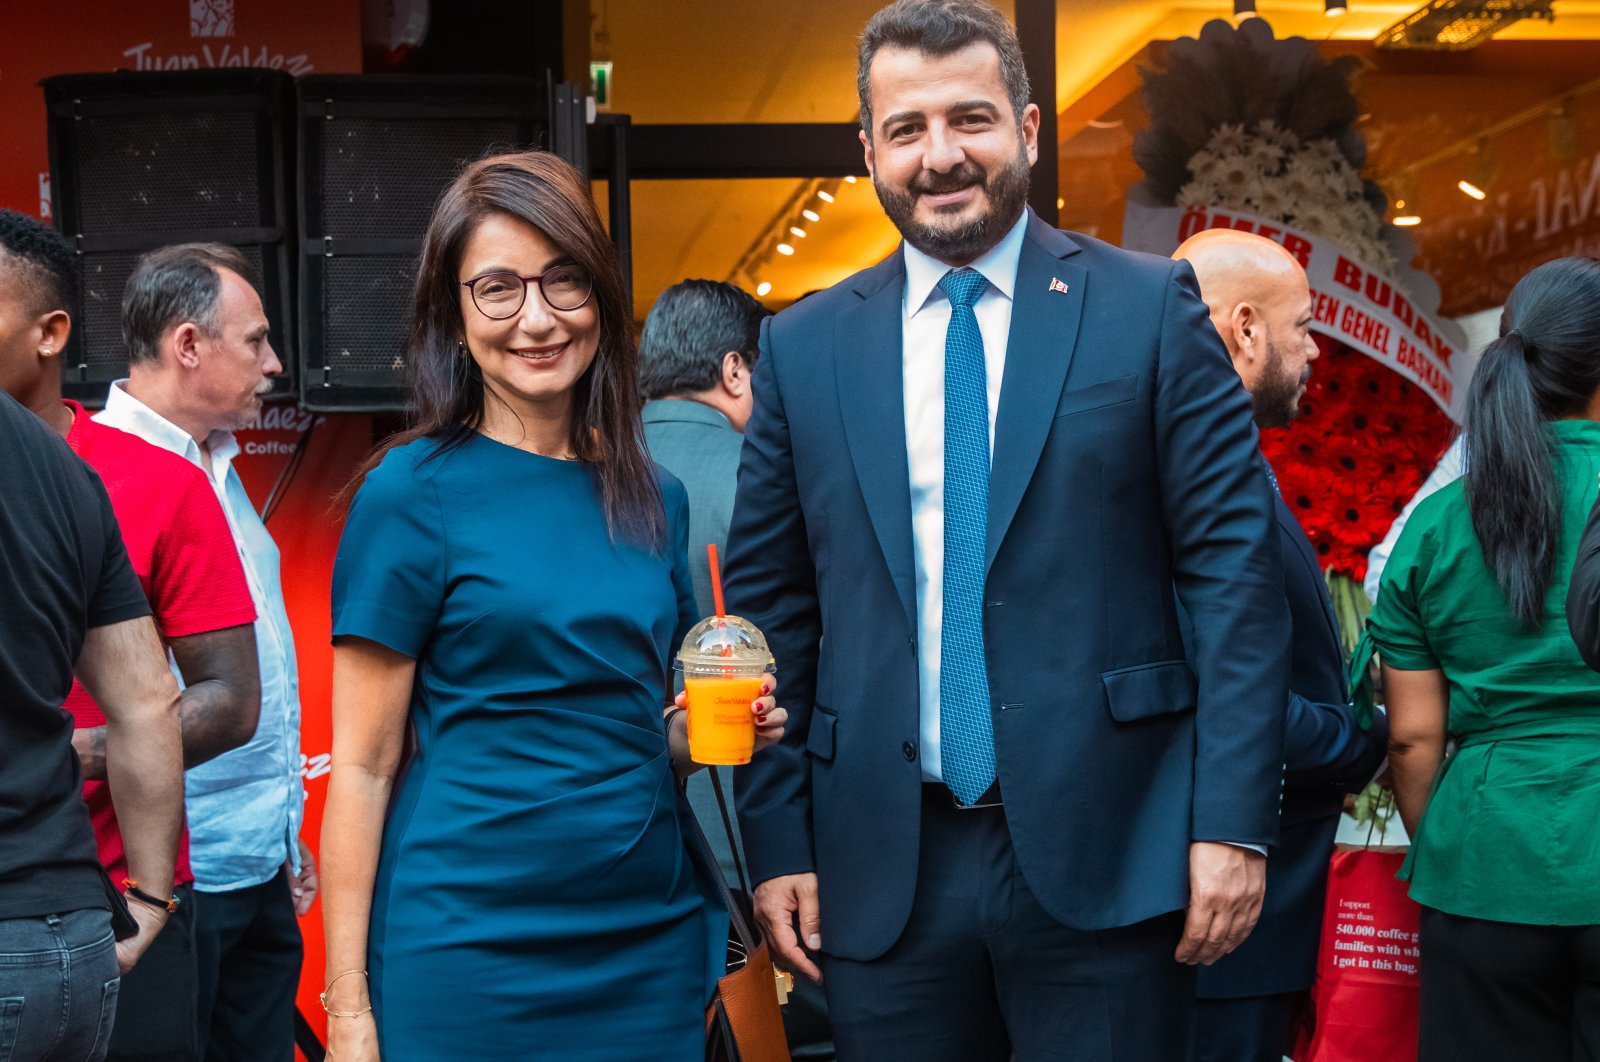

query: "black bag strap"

left=678, top=777, right=762, bottom=955
left=707, top=767, right=752, bottom=900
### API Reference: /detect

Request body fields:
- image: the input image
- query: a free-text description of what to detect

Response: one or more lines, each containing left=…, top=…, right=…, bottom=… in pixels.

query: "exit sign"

left=589, top=61, right=613, bottom=110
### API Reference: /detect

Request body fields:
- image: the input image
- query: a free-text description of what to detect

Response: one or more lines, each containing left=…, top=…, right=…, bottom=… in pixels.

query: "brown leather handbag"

left=681, top=770, right=791, bottom=1062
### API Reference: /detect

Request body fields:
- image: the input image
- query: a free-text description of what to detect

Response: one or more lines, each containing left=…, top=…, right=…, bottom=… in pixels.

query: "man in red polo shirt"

left=0, top=209, right=262, bottom=1062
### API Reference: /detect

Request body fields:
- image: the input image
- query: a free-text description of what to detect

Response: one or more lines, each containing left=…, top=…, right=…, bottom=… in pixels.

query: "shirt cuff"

left=1221, top=841, right=1268, bottom=857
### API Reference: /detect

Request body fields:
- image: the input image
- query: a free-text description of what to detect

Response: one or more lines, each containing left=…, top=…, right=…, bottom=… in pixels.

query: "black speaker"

left=296, top=75, right=548, bottom=411
left=43, top=70, right=297, bottom=407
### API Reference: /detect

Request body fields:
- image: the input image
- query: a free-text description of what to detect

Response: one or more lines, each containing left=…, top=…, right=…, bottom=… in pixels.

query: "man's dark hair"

left=0, top=209, right=79, bottom=315
left=638, top=280, right=771, bottom=401
left=121, top=243, right=259, bottom=365
left=857, top=0, right=1032, bottom=135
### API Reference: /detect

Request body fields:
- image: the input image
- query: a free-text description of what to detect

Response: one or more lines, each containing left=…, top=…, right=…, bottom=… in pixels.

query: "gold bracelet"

left=320, top=969, right=371, bottom=1017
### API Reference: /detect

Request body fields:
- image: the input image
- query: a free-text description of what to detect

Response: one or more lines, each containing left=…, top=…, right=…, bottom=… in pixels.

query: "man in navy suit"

left=1174, top=230, right=1390, bottom=1062
left=724, top=2, right=1290, bottom=1058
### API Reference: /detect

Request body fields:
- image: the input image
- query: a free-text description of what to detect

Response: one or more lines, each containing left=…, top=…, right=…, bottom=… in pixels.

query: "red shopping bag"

left=1290, top=845, right=1421, bottom=1062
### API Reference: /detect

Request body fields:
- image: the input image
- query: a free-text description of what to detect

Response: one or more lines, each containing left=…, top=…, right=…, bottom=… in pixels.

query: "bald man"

left=1174, top=231, right=1390, bottom=1062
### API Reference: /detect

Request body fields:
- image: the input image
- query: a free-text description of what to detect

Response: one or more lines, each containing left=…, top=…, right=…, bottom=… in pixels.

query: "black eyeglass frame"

left=460, top=267, right=595, bottom=319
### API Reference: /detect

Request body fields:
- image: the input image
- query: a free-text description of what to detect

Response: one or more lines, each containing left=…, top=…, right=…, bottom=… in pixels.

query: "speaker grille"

left=45, top=71, right=296, bottom=406
left=78, top=111, right=263, bottom=234
left=321, top=255, right=417, bottom=382
left=297, top=75, right=548, bottom=410
left=321, top=118, right=523, bottom=239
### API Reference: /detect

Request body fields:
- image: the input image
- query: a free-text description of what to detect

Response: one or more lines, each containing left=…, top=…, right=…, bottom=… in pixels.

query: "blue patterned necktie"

left=938, top=267, right=997, bottom=806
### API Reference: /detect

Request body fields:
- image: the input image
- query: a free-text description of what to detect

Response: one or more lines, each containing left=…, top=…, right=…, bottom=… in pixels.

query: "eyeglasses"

left=461, top=265, right=594, bottom=318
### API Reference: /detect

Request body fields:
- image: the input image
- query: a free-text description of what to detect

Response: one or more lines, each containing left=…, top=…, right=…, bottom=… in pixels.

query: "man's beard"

left=873, top=145, right=1032, bottom=264
left=1253, top=337, right=1310, bottom=430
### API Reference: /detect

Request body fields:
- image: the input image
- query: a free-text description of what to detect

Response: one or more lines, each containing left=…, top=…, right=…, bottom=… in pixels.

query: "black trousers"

left=193, top=869, right=303, bottom=1062
left=108, top=884, right=198, bottom=1061
left=1187, top=991, right=1298, bottom=1062
left=1420, top=906, right=1600, bottom=1062
left=820, top=786, right=1194, bottom=1062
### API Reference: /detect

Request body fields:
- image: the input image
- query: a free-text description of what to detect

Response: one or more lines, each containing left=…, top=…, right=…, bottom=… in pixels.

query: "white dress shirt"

left=902, top=210, right=1030, bottom=784
left=97, top=382, right=303, bottom=890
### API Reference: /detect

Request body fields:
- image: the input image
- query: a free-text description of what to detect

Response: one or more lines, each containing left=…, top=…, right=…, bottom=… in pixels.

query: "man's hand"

left=752, top=872, right=823, bottom=983
left=288, top=838, right=319, bottom=917
left=1175, top=841, right=1265, bottom=966
left=113, top=900, right=170, bottom=974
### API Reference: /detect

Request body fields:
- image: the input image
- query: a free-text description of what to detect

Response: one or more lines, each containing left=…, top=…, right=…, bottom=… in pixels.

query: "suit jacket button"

left=902, top=741, right=916, bottom=762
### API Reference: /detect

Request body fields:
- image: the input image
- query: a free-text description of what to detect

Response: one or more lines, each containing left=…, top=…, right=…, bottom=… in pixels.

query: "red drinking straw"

left=707, top=543, right=727, bottom=620
left=707, top=544, right=734, bottom=666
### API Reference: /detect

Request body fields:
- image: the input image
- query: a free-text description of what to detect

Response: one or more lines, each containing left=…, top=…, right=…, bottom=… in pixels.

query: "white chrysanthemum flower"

left=1246, top=139, right=1287, bottom=173
left=1176, top=180, right=1215, bottom=208
left=1299, top=138, right=1347, bottom=174
left=1188, top=151, right=1224, bottom=182
left=1252, top=185, right=1290, bottom=219
left=1207, top=122, right=1249, bottom=156
left=1214, top=155, right=1258, bottom=195
left=1255, top=119, right=1297, bottom=152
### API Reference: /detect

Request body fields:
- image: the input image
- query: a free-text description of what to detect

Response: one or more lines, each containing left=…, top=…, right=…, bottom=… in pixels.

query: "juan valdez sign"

left=1124, top=201, right=1462, bottom=421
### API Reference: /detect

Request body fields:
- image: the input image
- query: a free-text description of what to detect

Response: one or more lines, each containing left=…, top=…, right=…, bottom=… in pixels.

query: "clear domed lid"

left=676, top=614, right=774, bottom=671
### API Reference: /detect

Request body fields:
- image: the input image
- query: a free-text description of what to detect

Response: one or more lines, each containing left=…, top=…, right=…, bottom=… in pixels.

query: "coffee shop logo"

left=190, top=0, right=235, bottom=38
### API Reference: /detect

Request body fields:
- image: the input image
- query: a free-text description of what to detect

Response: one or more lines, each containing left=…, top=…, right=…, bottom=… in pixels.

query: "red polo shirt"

left=60, top=400, right=257, bottom=889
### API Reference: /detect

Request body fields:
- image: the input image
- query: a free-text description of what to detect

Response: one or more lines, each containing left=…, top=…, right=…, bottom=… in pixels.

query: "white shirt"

left=902, top=211, right=1029, bottom=783
left=96, top=382, right=303, bottom=890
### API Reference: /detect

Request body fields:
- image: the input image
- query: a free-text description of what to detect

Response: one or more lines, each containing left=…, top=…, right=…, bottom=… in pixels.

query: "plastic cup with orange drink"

left=674, top=545, right=775, bottom=766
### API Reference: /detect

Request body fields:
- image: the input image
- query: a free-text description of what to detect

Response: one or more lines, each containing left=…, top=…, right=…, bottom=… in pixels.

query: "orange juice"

left=684, top=673, right=764, bottom=765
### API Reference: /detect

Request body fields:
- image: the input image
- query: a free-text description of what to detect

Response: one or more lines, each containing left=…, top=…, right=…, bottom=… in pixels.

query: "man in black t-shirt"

left=0, top=390, right=185, bottom=1061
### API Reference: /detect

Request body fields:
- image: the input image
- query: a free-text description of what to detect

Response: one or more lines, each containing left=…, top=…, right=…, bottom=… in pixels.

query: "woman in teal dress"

left=1364, top=257, right=1600, bottom=1061
left=316, top=151, right=786, bottom=1061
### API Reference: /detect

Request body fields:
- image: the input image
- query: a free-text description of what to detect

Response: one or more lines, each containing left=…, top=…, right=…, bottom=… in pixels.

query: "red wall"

left=0, top=0, right=361, bottom=216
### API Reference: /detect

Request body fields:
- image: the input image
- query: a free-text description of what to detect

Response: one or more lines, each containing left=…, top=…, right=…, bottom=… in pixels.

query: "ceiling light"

left=776, top=242, right=795, bottom=255
left=1458, top=180, right=1486, bottom=200
left=756, top=281, right=772, bottom=297
left=843, top=175, right=857, bottom=184
left=1056, top=197, right=1065, bottom=209
left=1234, top=0, right=1258, bottom=19
left=1325, top=0, right=1347, bottom=14
left=1376, top=0, right=1554, bottom=50
left=1392, top=215, right=1422, bottom=227
left=817, top=190, right=835, bottom=203
left=790, top=226, right=807, bottom=238
left=802, top=209, right=820, bottom=222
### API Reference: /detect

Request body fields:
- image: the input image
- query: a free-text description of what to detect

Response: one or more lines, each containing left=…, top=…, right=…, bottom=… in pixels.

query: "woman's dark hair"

left=342, top=151, right=662, bottom=544
left=1464, top=256, right=1600, bottom=628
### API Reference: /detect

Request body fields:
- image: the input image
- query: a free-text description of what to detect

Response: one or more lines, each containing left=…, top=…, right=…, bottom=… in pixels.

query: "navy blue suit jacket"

left=725, top=214, right=1291, bottom=962
left=1195, top=492, right=1390, bottom=998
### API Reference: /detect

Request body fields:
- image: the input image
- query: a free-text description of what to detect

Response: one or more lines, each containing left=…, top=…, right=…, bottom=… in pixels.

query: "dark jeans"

left=194, top=871, right=302, bottom=1062
left=0, top=908, right=121, bottom=1062
left=107, top=884, right=197, bottom=1061
left=821, top=787, right=1194, bottom=1062
left=1420, top=906, right=1600, bottom=1062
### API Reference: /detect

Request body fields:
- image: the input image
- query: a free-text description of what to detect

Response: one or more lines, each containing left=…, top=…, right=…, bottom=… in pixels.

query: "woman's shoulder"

left=1383, top=479, right=1466, bottom=582
left=1407, top=476, right=1468, bottom=532
left=354, top=436, right=455, bottom=505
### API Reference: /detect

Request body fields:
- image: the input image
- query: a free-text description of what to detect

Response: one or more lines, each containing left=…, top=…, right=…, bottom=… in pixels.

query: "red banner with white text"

left=1123, top=202, right=1464, bottom=422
